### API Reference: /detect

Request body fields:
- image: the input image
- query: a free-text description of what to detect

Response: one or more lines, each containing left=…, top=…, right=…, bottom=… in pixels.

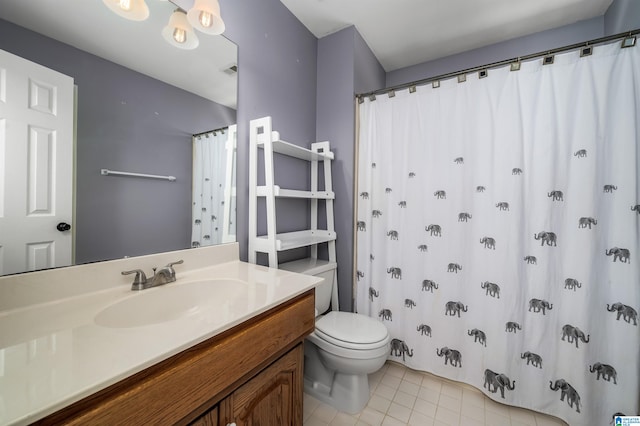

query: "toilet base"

left=304, top=371, right=370, bottom=414
left=303, top=339, right=376, bottom=414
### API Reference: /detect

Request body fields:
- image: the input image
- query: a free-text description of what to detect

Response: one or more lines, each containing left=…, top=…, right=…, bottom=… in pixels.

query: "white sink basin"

left=95, top=279, right=247, bottom=328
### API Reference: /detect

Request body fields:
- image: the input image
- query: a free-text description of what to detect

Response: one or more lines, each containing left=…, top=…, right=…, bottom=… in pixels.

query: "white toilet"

left=280, top=259, right=391, bottom=414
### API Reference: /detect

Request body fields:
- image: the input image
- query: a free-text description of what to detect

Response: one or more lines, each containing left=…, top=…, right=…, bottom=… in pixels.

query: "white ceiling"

left=0, top=0, right=237, bottom=108
left=280, top=0, right=613, bottom=72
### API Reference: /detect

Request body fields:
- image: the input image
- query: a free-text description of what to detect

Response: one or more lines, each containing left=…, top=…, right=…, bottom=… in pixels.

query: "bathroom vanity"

left=0, top=243, right=320, bottom=425
left=40, top=291, right=313, bottom=425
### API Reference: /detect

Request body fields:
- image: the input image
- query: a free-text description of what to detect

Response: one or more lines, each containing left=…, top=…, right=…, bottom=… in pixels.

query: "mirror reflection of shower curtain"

left=222, top=124, right=237, bottom=243
left=356, top=40, right=639, bottom=426
left=191, top=128, right=234, bottom=247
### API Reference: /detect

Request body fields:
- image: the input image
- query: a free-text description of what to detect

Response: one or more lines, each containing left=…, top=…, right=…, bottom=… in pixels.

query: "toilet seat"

left=314, top=311, right=389, bottom=350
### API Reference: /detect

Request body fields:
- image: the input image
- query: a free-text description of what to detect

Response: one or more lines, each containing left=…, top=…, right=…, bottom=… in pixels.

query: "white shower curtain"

left=191, top=129, right=231, bottom=247
left=356, top=41, right=639, bottom=425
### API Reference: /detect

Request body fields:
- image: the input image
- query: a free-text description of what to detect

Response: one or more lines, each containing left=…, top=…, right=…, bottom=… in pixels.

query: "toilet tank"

left=279, top=258, right=337, bottom=314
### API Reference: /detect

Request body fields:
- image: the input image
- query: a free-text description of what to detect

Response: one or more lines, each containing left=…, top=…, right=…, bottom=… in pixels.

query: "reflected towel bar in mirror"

left=101, top=169, right=177, bottom=182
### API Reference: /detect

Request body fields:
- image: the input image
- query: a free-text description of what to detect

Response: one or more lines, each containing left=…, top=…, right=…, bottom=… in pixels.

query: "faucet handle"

left=166, top=259, right=184, bottom=268
left=122, top=269, right=148, bottom=290
left=163, top=259, right=183, bottom=280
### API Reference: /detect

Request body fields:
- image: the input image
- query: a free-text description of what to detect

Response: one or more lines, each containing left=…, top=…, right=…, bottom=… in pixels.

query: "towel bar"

left=101, top=169, right=176, bottom=182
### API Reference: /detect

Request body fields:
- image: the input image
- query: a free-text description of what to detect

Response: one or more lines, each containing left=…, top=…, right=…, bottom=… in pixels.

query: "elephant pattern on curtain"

left=356, top=41, right=639, bottom=425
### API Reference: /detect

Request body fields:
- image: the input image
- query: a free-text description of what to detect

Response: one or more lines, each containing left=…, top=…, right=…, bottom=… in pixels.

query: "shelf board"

left=254, top=230, right=336, bottom=252
left=256, top=131, right=334, bottom=161
left=256, top=186, right=335, bottom=199
left=279, top=258, right=337, bottom=275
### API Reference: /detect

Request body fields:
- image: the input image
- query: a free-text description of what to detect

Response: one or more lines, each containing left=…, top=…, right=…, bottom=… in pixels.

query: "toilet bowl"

left=279, top=259, right=390, bottom=414
left=305, top=311, right=390, bottom=413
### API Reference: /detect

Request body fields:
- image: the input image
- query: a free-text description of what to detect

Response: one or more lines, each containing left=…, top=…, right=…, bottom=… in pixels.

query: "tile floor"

left=303, top=361, right=568, bottom=426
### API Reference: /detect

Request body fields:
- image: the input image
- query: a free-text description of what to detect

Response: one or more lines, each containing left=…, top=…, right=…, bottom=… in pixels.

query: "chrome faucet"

left=122, top=260, right=183, bottom=291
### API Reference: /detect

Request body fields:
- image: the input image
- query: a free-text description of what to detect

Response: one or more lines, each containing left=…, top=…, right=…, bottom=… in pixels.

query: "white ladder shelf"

left=248, top=116, right=337, bottom=269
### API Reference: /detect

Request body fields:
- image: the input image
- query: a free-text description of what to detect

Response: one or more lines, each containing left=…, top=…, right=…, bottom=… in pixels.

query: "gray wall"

left=604, top=0, right=640, bottom=34
left=386, top=16, right=605, bottom=87
left=221, top=0, right=318, bottom=264
left=316, top=27, right=385, bottom=310
left=222, top=2, right=385, bottom=310
left=355, top=30, right=387, bottom=95
left=0, top=19, right=235, bottom=264
left=387, top=0, right=640, bottom=88
left=222, top=4, right=385, bottom=310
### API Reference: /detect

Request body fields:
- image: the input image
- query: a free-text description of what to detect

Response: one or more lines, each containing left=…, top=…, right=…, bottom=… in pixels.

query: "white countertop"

left=0, top=244, right=321, bottom=425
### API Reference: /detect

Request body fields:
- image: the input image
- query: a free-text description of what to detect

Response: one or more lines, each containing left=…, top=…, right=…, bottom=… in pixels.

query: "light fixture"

left=102, top=0, right=150, bottom=21
left=103, top=0, right=225, bottom=50
left=162, top=9, right=199, bottom=50
left=187, top=0, right=225, bottom=35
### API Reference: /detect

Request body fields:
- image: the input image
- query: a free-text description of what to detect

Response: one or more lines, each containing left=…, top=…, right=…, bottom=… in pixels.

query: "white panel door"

left=0, top=49, right=74, bottom=275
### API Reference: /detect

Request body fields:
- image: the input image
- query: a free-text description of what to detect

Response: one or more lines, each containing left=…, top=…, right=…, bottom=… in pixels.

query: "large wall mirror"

left=0, top=0, right=238, bottom=276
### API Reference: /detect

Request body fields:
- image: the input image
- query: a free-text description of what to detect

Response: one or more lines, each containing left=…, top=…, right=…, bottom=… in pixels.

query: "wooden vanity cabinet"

left=37, top=290, right=314, bottom=426
left=193, top=344, right=302, bottom=426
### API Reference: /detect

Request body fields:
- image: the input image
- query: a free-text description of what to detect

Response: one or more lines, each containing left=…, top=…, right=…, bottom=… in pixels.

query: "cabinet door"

left=220, top=344, right=303, bottom=426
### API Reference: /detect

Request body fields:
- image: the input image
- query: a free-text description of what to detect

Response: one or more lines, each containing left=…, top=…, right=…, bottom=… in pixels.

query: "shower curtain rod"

left=193, top=125, right=228, bottom=138
left=356, top=28, right=639, bottom=100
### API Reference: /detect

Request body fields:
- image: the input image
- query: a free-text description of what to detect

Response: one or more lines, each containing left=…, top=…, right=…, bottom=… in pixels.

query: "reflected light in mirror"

left=163, top=9, right=199, bottom=49
left=102, top=0, right=150, bottom=21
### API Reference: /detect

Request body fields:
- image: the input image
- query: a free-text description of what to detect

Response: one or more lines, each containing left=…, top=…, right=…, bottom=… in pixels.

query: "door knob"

left=57, top=222, right=71, bottom=232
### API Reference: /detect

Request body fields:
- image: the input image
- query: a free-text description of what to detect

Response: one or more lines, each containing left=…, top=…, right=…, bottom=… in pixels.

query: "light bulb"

left=173, top=28, right=186, bottom=44
left=102, top=0, right=149, bottom=21
left=187, top=0, right=225, bottom=35
left=199, top=11, right=213, bottom=28
left=162, top=10, right=199, bottom=49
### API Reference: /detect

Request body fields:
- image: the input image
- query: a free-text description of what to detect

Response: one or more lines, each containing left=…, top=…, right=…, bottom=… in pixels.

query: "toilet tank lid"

left=315, top=311, right=389, bottom=345
left=279, top=258, right=337, bottom=276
